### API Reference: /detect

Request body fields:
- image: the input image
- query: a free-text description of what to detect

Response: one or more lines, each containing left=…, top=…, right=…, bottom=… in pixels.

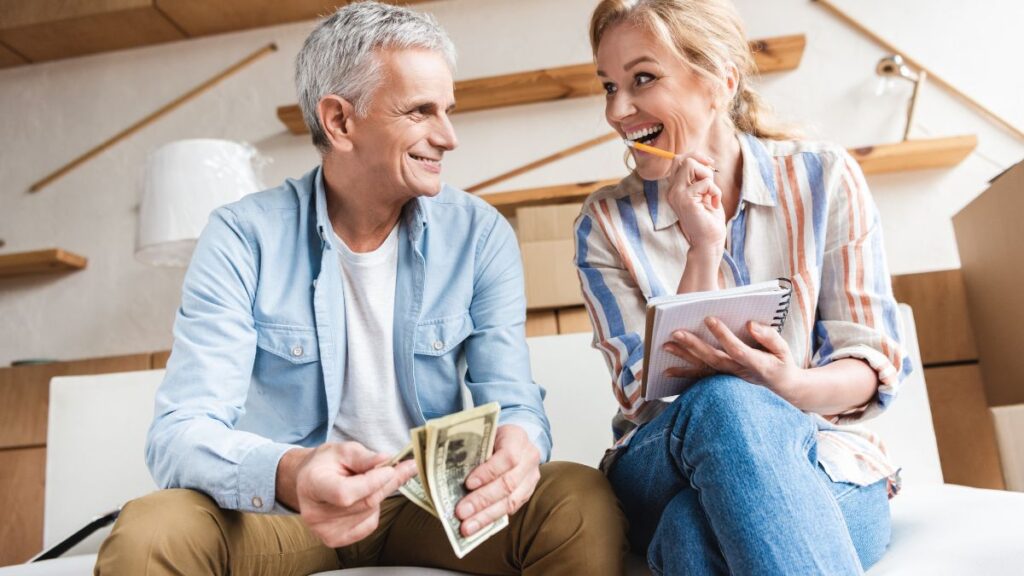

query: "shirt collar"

left=647, top=132, right=778, bottom=231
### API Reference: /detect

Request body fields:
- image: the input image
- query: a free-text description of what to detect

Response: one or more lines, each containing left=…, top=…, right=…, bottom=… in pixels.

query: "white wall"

left=1, top=0, right=1022, bottom=366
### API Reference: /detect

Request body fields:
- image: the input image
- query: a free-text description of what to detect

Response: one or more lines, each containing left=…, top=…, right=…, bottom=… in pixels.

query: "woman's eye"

left=602, top=82, right=617, bottom=95
left=635, top=72, right=655, bottom=86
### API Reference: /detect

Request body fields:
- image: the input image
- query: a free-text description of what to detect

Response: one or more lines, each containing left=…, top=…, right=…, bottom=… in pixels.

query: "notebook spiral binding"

left=771, top=278, right=794, bottom=332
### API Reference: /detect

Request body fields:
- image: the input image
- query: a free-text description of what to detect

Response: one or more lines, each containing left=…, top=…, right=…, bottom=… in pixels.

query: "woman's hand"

left=665, top=152, right=726, bottom=252
left=664, top=317, right=809, bottom=406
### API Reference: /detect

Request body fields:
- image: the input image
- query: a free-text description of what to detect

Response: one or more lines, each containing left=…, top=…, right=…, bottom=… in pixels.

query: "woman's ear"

left=317, top=95, right=356, bottom=153
left=723, top=61, right=740, bottom=100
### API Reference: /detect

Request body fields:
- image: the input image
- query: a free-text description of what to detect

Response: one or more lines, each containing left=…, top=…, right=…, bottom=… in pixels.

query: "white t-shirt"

left=328, top=224, right=414, bottom=455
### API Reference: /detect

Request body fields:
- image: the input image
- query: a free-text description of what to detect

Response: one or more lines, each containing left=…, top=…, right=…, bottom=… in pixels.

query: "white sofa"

left=3, top=305, right=1024, bottom=575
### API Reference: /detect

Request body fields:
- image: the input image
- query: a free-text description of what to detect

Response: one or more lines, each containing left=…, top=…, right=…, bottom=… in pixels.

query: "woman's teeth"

left=626, top=124, right=664, bottom=144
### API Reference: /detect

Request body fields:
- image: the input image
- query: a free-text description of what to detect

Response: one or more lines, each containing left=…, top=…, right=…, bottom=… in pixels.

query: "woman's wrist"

left=678, top=245, right=724, bottom=293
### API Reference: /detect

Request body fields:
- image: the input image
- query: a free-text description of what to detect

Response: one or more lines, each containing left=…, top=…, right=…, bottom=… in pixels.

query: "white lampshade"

left=136, top=139, right=262, bottom=266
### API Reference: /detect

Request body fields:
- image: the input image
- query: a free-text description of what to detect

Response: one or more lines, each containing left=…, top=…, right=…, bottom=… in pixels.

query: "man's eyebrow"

left=597, top=55, right=658, bottom=77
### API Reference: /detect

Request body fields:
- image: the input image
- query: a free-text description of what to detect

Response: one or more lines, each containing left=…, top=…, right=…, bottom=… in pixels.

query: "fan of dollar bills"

left=387, top=402, right=507, bottom=558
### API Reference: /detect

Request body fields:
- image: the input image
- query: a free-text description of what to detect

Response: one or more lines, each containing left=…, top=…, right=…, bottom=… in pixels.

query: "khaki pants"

left=95, top=461, right=627, bottom=575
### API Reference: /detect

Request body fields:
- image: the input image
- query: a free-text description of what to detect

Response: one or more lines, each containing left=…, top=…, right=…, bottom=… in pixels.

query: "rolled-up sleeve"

left=146, top=207, right=295, bottom=513
left=812, top=151, right=912, bottom=423
left=573, top=201, right=652, bottom=426
left=463, top=213, right=552, bottom=462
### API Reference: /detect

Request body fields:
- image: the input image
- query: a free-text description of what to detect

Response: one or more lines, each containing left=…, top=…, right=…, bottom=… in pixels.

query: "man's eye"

left=635, top=72, right=655, bottom=86
left=603, top=82, right=617, bottom=95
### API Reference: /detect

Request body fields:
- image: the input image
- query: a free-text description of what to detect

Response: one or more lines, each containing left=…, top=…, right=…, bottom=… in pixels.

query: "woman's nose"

left=606, top=92, right=636, bottom=123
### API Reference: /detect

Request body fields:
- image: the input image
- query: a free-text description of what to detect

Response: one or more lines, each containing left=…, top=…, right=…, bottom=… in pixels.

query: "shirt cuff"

left=822, top=344, right=905, bottom=424
left=237, top=440, right=299, bottom=514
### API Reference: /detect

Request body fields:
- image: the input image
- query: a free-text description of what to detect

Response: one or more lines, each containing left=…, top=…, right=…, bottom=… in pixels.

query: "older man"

left=94, top=2, right=626, bottom=575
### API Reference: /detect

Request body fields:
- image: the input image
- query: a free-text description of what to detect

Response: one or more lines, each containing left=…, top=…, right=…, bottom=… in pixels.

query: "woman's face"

left=596, top=21, right=720, bottom=180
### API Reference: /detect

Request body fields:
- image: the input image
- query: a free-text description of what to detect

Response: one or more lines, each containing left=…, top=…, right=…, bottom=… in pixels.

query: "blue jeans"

left=607, top=375, right=891, bottom=575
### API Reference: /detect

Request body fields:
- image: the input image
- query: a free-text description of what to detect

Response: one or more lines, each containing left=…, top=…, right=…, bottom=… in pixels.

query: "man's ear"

left=317, top=95, right=356, bottom=153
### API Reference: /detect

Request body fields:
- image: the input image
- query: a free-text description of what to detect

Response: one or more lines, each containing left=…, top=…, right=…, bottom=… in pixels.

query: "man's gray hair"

left=295, top=1, right=457, bottom=152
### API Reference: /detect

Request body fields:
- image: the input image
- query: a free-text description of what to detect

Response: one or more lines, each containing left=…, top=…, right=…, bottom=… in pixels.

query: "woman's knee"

left=670, top=375, right=814, bottom=457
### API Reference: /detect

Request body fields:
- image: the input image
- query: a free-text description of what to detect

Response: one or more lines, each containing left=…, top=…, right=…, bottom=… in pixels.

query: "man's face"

left=347, top=48, right=458, bottom=200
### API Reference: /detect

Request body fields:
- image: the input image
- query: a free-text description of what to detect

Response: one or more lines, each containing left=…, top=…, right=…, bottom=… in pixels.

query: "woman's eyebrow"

left=597, top=55, right=658, bottom=77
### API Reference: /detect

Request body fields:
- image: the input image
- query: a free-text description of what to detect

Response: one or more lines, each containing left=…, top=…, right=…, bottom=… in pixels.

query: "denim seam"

left=669, top=429, right=732, bottom=576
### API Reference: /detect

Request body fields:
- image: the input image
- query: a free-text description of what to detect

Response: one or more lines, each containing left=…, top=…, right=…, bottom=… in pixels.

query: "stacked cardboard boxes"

left=517, top=203, right=585, bottom=310
left=953, top=158, right=1024, bottom=491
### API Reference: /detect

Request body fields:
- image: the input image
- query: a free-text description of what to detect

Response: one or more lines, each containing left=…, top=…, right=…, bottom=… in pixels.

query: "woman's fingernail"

left=464, top=520, right=479, bottom=534
left=466, top=477, right=481, bottom=490
left=705, top=317, right=718, bottom=328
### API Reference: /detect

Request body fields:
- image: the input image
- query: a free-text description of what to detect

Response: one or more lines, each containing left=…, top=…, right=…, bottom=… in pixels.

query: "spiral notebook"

left=641, top=279, right=793, bottom=400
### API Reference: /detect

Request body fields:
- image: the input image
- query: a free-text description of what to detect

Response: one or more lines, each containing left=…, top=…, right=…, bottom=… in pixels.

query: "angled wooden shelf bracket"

left=277, top=33, right=807, bottom=135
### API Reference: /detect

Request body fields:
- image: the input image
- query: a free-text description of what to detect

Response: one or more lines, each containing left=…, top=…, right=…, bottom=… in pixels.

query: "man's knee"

left=528, top=461, right=627, bottom=549
left=96, top=489, right=228, bottom=575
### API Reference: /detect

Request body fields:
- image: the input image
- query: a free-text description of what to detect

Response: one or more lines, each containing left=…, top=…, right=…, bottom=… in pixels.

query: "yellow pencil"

left=624, top=139, right=676, bottom=160
left=624, top=139, right=720, bottom=172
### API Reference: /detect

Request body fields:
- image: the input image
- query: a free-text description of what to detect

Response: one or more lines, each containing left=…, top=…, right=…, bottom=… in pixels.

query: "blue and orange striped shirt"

left=573, top=133, right=912, bottom=489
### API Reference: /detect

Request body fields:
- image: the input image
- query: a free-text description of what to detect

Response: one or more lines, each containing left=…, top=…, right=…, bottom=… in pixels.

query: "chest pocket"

left=255, top=322, right=320, bottom=364
left=249, top=322, right=324, bottom=441
left=414, top=312, right=474, bottom=356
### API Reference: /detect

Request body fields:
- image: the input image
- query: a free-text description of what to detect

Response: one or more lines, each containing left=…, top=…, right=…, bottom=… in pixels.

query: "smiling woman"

left=574, top=0, right=911, bottom=574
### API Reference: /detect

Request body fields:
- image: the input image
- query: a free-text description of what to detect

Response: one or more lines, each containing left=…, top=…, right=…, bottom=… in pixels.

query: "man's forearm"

left=276, top=446, right=314, bottom=512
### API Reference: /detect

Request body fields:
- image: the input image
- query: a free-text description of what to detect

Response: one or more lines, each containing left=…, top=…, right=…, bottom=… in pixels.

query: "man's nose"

left=431, top=113, right=459, bottom=151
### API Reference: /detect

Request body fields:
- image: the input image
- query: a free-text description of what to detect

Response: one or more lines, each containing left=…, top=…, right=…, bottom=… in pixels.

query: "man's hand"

left=278, top=442, right=417, bottom=548
left=454, top=424, right=541, bottom=537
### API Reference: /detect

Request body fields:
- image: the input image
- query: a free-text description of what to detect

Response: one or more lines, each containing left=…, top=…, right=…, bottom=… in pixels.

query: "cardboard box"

left=525, top=310, right=558, bottom=337
left=924, top=364, right=1005, bottom=490
left=516, top=203, right=583, bottom=242
left=521, top=239, right=583, bottom=309
left=953, top=159, right=1024, bottom=406
left=891, top=270, right=978, bottom=365
left=992, top=404, right=1024, bottom=492
left=557, top=306, right=592, bottom=334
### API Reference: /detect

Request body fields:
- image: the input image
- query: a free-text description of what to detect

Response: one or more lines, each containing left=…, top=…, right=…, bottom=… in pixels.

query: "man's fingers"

left=464, top=448, right=515, bottom=493
left=335, top=442, right=389, bottom=474
left=462, top=476, right=535, bottom=537
left=457, top=461, right=523, bottom=521
left=315, top=465, right=396, bottom=510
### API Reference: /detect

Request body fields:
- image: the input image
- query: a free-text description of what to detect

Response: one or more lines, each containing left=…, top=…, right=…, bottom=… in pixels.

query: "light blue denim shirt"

left=147, top=166, right=551, bottom=513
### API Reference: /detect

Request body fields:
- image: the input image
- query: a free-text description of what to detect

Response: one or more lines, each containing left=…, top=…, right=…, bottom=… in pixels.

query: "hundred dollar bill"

left=387, top=441, right=437, bottom=518
left=411, top=425, right=431, bottom=504
left=424, top=402, right=506, bottom=558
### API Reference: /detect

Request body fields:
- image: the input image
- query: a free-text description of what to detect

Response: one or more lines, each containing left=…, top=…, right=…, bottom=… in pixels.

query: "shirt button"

left=432, top=340, right=444, bottom=351
left=291, top=346, right=303, bottom=357
left=252, top=496, right=263, bottom=508
left=312, top=278, right=318, bottom=288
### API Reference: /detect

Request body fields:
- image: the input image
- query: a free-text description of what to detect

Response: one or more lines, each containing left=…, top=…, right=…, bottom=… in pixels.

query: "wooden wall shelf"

left=0, top=249, right=87, bottom=279
left=0, top=0, right=434, bottom=68
left=277, top=33, right=807, bottom=135
left=481, top=179, right=621, bottom=216
left=479, top=134, right=977, bottom=214
left=852, top=135, right=978, bottom=174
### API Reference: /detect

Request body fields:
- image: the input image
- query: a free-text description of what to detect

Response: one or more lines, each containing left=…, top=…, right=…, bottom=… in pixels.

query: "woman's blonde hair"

left=590, top=0, right=800, bottom=141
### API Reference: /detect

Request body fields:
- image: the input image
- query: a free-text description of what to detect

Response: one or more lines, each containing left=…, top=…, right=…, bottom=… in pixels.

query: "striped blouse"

left=573, top=133, right=912, bottom=491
